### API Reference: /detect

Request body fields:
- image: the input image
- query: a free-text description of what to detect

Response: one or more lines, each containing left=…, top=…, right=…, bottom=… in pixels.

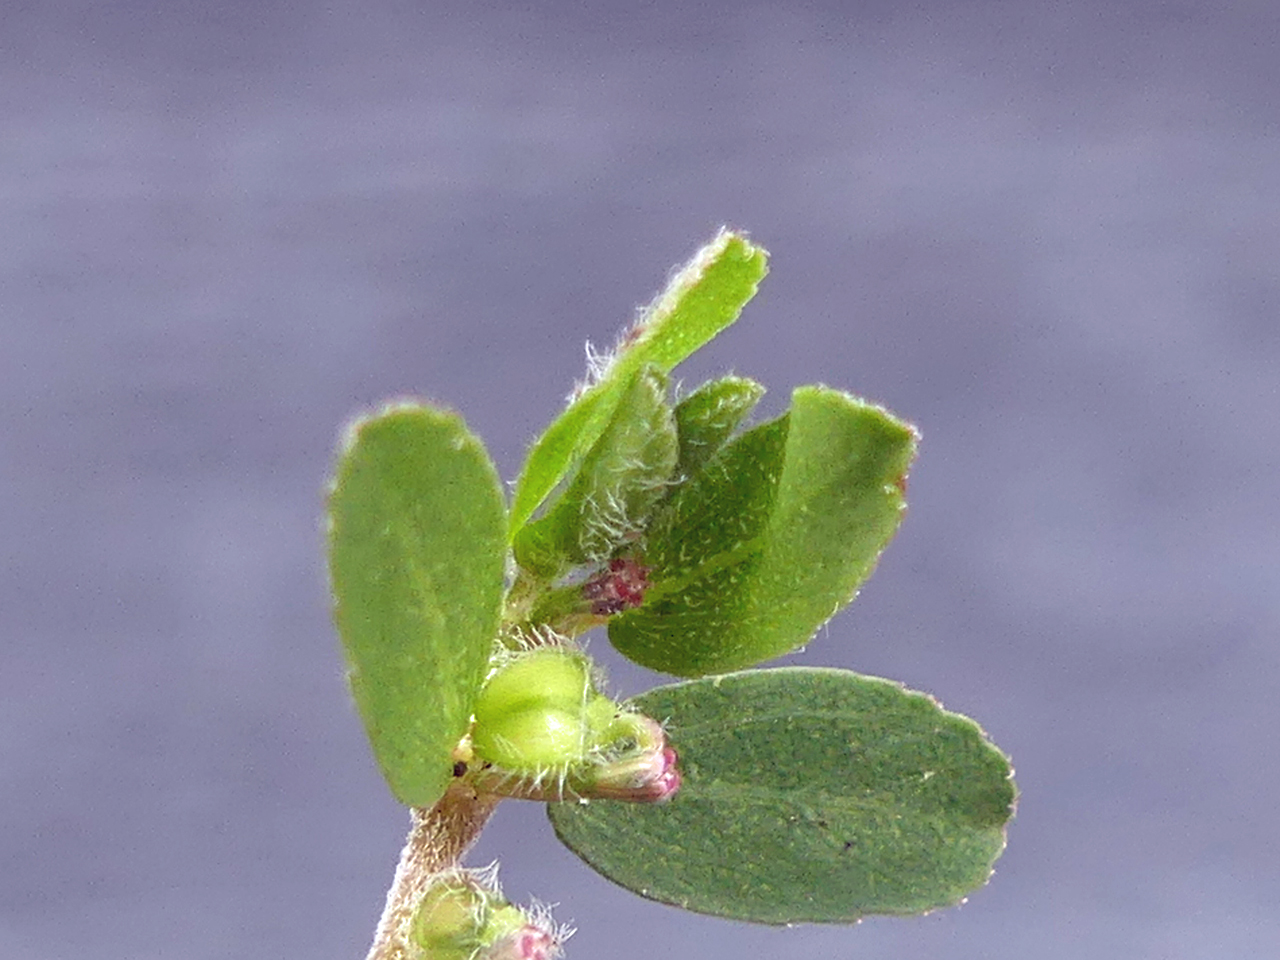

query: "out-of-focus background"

left=4, top=1, right=1277, bottom=957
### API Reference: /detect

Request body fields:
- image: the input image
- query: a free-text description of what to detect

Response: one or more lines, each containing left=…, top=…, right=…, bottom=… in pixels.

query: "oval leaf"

left=328, top=404, right=507, bottom=808
left=509, top=230, right=768, bottom=534
left=610, top=387, right=917, bottom=676
left=548, top=668, right=1016, bottom=924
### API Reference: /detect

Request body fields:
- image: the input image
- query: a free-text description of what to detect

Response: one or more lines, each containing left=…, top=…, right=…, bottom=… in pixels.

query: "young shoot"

left=327, top=230, right=1016, bottom=960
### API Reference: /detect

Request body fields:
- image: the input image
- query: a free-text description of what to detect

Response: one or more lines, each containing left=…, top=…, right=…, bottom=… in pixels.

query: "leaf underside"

left=328, top=404, right=507, bottom=808
left=548, top=668, right=1015, bottom=924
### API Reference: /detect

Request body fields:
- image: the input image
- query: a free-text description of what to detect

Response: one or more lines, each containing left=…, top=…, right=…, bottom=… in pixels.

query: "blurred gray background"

left=3, top=1, right=1277, bottom=958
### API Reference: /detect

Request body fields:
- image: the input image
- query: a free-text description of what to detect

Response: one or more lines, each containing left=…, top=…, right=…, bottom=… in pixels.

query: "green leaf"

left=327, top=404, right=507, bottom=808
left=609, top=387, right=918, bottom=676
left=513, top=365, right=678, bottom=580
left=509, top=230, right=768, bottom=535
left=671, top=376, right=765, bottom=483
left=548, top=668, right=1016, bottom=924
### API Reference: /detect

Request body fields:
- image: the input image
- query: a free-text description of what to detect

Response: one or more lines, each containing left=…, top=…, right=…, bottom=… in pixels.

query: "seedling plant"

left=327, top=231, right=1016, bottom=960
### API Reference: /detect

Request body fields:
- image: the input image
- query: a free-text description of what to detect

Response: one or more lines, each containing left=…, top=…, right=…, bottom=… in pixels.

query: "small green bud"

left=467, top=646, right=681, bottom=804
left=408, top=868, right=567, bottom=960
left=471, top=649, right=596, bottom=773
left=472, top=706, right=584, bottom=771
left=410, top=879, right=490, bottom=960
left=476, top=649, right=592, bottom=717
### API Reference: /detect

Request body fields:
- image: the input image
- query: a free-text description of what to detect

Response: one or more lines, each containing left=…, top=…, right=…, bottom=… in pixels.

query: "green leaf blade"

left=671, top=375, right=765, bottom=483
left=548, top=668, right=1016, bottom=924
left=327, top=404, right=507, bottom=808
left=610, top=387, right=918, bottom=676
left=618, top=229, right=769, bottom=372
left=749, top=386, right=918, bottom=651
left=606, top=417, right=786, bottom=671
left=513, top=365, right=678, bottom=580
left=508, top=390, right=615, bottom=538
left=509, top=230, right=768, bottom=535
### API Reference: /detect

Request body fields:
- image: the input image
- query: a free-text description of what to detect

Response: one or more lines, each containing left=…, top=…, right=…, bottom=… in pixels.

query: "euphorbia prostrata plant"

left=327, top=230, right=1017, bottom=960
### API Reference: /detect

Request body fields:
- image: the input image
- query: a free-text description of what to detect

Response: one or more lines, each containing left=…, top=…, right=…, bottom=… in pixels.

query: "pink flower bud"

left=576, top=717, right=681, bottom=803
left=483, top=924, right=561, bottom=960
left=581, top=556, right=650, bottom=615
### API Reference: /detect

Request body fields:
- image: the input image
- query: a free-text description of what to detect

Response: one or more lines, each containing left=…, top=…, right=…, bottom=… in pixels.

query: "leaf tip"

left=629, top=228, right=769, bottom=344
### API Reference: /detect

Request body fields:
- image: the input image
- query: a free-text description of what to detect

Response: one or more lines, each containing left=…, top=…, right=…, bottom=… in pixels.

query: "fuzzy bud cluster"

left=466, top=648, right=680, bottom=803
left=409, top=868, right=566, bottom=960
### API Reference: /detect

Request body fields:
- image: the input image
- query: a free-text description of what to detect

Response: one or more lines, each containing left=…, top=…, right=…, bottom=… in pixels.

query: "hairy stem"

left=365, top=783, right=501, bottom=960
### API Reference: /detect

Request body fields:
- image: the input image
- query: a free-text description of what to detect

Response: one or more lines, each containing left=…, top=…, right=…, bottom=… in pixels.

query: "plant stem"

left=364, top=783, right=501, bottom=960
